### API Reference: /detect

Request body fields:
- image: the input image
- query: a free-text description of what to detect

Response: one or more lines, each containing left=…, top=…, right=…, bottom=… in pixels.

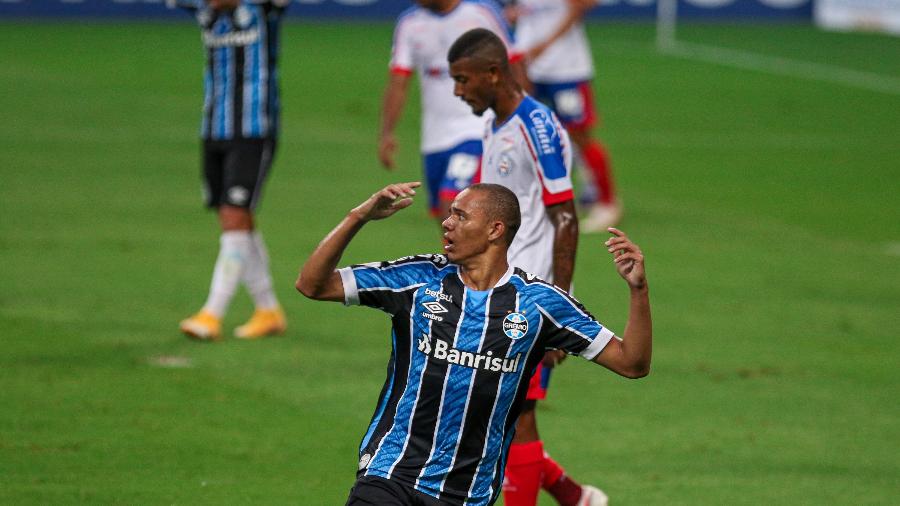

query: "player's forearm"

left=380, top=73, right=410, bottom=137
left=529, top=0, right=594, bottom=59
left=549, top=201, right=578, bottom=292
left=552, top=229, right=576, bottom=292
left=296, top=212, right=366, bottom=299
left=620, top=284, right=652, bottom=378
left=165, top=0, right=198, bottom=9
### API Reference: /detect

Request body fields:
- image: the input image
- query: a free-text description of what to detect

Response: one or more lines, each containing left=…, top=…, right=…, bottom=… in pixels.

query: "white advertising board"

left=815, top=0, right=900, bottom=36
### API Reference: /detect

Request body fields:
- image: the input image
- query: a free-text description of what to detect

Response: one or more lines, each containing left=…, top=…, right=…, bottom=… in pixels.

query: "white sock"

left=242, top=231, right=280, bottom=310
left=202, top=231, right=253, bottom=317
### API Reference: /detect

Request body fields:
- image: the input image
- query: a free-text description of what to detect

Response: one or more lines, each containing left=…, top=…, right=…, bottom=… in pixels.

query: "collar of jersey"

left=455, top=264, right=514, bottom=293
left=423, top=0, right=463, bottom=18
left=491, top=96, right=529, bottom=134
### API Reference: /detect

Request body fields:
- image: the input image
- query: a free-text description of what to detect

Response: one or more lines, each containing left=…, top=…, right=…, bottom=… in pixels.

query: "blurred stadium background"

left=1, top=0, right=898, bottom=504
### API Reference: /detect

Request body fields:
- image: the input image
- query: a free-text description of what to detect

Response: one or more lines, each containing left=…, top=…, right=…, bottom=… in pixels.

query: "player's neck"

left=491, top=86, right=525, bottom=126
left=433, top=0, right=461, bottom=14
left=210, top=0, right=240, bottom=12
left=457, top=254, right=509, bottom=291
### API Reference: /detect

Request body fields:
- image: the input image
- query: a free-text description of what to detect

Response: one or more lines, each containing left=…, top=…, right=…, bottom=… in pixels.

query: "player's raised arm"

left=526, top=0, right=598, bottom=62
left=591, top=228, right=652, bottom=378
left=296, top=182, right=421, bottom=301
left=165, top=0, right=199, bottom=10
left=245, top=0, right=290, bottom=6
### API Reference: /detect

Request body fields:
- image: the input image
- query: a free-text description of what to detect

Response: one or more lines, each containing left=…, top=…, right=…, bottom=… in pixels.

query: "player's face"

left=450, top=58, right=495, bottom=117
left=415, top=0, right=451, bottom=13
left=206, top=0, right=239, bottom=11
left=441, top=190, right=492, bottom=263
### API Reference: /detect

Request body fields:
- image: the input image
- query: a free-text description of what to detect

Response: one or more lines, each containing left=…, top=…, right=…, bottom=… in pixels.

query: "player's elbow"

left=295, top=274, right=322, bottom=300
left=623, top=367, right=650, bottom=379
left=620, top=362, right=651, bottom=379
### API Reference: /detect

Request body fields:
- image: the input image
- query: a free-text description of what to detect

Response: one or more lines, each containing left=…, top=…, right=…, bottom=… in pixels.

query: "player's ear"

left=488, top=220, right=505, bottom=243
left=488, top=64, right=499, bottom=84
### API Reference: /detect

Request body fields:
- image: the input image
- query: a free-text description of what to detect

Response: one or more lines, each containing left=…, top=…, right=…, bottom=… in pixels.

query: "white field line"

left=662, top=40, right=900, bottom=96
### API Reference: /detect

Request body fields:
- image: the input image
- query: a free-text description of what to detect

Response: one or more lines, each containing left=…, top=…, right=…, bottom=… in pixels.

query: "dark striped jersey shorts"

left=202, top=137, right=276, bottom=210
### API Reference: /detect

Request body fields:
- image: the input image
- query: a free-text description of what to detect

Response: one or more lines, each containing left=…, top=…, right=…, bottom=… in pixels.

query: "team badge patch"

left=498, top=154, right=512, bottom=177
left=227, top=186, right=249, bottom=205
left=503, top=312, right=528, bottom=339
left=234, top=5, right=252, bottom=28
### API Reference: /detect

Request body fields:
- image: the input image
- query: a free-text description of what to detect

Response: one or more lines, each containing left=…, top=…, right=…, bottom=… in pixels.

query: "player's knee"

left=218, top=205, right=254, bottom=231
left=567, top=127, right=592, bottom=147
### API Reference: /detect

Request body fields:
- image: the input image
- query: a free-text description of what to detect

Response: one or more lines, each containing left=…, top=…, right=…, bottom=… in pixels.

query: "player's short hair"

left=447, top=28, right=509, bottom=69
left=467, top=183, right=520, bottom=246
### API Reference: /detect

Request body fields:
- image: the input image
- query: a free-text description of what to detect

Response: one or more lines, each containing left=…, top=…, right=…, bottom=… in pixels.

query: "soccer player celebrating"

left=510, top=0, right=621, bottom=232
left=378, top=0, right=522, bottom=224
left=296, top=181, right=651, bottom=505
left=448, top=28, right=604, bottom=506
left=169, top=0, right=289, bottom=340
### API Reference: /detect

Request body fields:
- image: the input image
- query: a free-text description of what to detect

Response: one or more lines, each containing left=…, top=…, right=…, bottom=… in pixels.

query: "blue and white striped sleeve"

left=536, top=287, right=615, bottom=360
left=338, top=254, right=446, bottom=314
left=523, top=109, right=574, bottom=206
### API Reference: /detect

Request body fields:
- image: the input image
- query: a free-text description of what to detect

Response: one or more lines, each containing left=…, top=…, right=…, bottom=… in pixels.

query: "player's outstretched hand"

left=378, top=134, right=397, bottom=170
left=353, top=182, right=421, bottom=222
left=605, top=228, right=646, bottom=290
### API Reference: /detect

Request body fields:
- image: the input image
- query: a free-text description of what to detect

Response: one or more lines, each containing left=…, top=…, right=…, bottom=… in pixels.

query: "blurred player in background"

left=295, top=181, right=652, bottom=505
left=169, top=0, right=289, bottom=341
left=508, top=0, right=621, bottom=233
left=449, top=28, right=608, bottom=506
left=378, top=0, right=525, bottom=225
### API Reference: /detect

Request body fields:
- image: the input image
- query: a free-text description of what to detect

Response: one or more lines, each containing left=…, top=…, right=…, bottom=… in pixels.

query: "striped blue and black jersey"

left=173, top=0, right=286, bottom=140
left=339, top=254, right=615, bottom=505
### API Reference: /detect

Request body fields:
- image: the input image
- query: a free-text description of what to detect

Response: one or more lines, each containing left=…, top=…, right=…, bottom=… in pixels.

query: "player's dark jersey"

left=339, top=254, right=615, bottom=505
left=173, top=0, right=286, bottom=140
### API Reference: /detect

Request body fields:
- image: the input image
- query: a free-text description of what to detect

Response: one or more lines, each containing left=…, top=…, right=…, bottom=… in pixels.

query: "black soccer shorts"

left=345, top=476, right=455, bottom=506
left=202, top=137, right=277, bottom=210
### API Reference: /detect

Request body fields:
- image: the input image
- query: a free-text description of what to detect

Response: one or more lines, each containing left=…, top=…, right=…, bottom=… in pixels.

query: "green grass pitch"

left=0, top=21, right=898, bottom=504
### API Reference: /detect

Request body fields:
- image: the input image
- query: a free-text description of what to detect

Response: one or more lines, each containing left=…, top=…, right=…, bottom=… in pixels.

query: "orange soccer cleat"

left=180, top=310, right=222, bottom=342
left=234, top=307, right=287, bottom=340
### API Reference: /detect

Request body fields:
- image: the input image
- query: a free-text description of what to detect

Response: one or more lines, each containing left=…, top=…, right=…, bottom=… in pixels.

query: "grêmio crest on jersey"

left=502, top=312, right=528, bottom=339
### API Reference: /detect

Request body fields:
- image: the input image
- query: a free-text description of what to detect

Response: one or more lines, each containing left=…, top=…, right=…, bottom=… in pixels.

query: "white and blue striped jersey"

left=389, top=0, right=518, bottom=154
left=338, top=254, right=614, bottom=505
left=514, top=0, right=595, bottom=83
left=481, top=96, right=574, bottom=283
left=172, top=0, right=286, bottom=140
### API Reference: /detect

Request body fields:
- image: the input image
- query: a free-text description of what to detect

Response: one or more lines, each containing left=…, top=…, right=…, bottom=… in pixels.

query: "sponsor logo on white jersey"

left=528, top=109, right=558, bottom=155
left=417, top=335, right=522, bottom=373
